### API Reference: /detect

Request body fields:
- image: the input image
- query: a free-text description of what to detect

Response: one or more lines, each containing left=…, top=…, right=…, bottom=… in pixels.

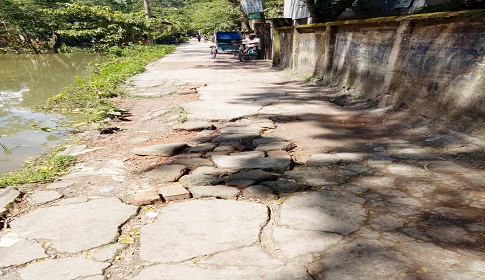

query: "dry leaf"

left=118, top=234, right=135, bottom=244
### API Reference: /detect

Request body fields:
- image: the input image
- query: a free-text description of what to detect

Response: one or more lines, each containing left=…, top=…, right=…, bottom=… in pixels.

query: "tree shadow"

left=128, top=41, right=485, bottom=278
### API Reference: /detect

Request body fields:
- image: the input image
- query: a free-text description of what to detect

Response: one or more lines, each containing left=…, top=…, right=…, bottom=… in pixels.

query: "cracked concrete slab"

left=139, top=200, right=268, bottom=262
left=30, top=190, right=62, bottom=204
left=228, top=169, right=279, bottom=183
left=0, top=235, right=47, bottom=267
left=0, top=187, right=20, bottom=215
left=283, top=167, right=347, bottom=187
left=146, top=164, right=187, bottom=182
left=272, top=227, right=343, bottom=259
left=91, top=243, right=125, bottom=262
left=8, top=197, right=137, bottom=253
left=183, top=84, right=264, bottom=121
left=132, top=143, right=187, bottom=157
left=219, top=126, right=264, bottom=134
left=316, top=237, right=415, bottom=280
left=199, top=246, right=284, bottom=267
left=188, top=185, right=239, bottom=199
left=277, top=191, right=366, bottom=235
left=132, top=263, right=313, bottom=280
left=212, top=151, right=292, bottom=172
left=242, top=185, right=278, bottom=200
left=17, top=256, right=109, bottom=280
left=173, top=121, right=215, bottom=131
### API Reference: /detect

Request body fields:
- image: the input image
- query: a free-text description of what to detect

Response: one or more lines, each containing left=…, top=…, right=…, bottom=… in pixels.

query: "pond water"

left=0, top=53, right=105, bottom=174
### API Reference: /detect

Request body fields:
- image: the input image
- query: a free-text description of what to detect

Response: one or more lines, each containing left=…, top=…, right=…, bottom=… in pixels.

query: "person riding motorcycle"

left=243, top=33, right=260, bottom=54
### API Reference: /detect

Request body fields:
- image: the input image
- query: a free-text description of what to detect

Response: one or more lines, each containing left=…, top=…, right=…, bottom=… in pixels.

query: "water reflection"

left=0, top=53, right=104, bottom=174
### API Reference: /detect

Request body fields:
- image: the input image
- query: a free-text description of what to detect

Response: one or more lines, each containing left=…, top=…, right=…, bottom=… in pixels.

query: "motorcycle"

left=237, top=43, right=258, bottom=62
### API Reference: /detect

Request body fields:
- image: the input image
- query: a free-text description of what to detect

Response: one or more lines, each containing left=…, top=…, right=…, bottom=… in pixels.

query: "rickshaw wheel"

left=210, top=48, right=217, bottom=59
left=238, top=50, right=244, bottom=62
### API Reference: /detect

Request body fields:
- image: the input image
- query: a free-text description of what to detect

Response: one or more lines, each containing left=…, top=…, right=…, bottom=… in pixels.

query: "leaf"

left=422, top=267, right=429, bottom=273
left=118, top=234, right=135, bottom=244
left=274, top=199, right=285, bottom=205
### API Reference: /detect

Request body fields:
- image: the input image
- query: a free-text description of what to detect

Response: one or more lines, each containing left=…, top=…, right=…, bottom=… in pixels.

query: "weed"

left=178, top=116, right=188, bottom=123
left=0, top=138, right=11, bottom=156
left=366, top=99, right=379, bottom=108
left=0, top=151, right=76, bottom=188
left=177, top=106, right=189, bottom=123
left=42, top=44, right=177, bottom=123
left=178, top=107, right=189, bottom=115
left=352, top=94, right=365, bottom=101
left=0, top=142, right=8, bottom=151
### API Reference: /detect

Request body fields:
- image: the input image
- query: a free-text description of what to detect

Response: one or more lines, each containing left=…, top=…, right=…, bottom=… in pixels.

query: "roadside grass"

left=0, top=152, right=76, bottom=188
left=42, top=44, right=177, bottom=123
left=0, top=44, right=176, bottom=188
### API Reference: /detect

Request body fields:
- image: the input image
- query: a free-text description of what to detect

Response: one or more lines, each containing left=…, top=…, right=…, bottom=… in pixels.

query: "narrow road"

left=1, top=39, right=484, bottom=279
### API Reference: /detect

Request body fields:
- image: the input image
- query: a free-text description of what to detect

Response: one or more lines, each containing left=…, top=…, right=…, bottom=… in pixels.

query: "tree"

left=264, top=0, right=284, bottom=19
left=0, top=0, right=53, bottom=53
left=304, top=0, right=355, bottom=23
left=416, top=0, right=485, bottom=13
left=143, top=0, right=153, bottom=18
left=185, top=0, right=241, bottom=34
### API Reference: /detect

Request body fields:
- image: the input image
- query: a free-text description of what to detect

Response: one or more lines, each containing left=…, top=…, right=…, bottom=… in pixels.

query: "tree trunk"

left=143, top=0, right=152, bottom=19
left=20, top=27, right=40, bottom=54
left=242, top=14, right=251, bottom=32
left=142, top=0, right=153, bottom=43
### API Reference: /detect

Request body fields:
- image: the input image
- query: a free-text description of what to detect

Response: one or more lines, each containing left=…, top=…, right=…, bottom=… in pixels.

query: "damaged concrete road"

left=1, top=39, right=484, bottom=280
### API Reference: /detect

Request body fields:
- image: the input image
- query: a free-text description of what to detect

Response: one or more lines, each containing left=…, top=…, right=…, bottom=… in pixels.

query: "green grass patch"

left=0, top=152, right=76, bottom=188
left=42, top=44, right=177, bottom=122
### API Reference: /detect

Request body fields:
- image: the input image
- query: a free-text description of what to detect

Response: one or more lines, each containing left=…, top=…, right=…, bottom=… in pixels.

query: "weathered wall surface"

left=273, top=11, right=485, bottom=126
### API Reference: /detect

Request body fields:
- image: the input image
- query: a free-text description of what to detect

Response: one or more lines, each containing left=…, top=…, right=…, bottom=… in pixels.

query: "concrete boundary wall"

left=273, top=11, right=485, bottom=126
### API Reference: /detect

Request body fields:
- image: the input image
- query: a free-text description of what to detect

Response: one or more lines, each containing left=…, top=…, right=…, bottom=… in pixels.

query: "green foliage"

left=43, top=44, right=176, bottom=122
left=416, top=0, right=485, bottom=13
left=162, top=0, right=241, bottom=36
left=305, top=0, right=356, bottom=23
left=1, top=0, right=278, bottom=51
left=44, top=3, right=163, bottom=47
left=0, top=0, right=53, bottom=53
left=1, top=1, right=173, bottom=52
left=0, top=152, right=76, bottom=187
left=264, top=0, right=284, bottom=18
left=351, top=0, right=373, bottom=13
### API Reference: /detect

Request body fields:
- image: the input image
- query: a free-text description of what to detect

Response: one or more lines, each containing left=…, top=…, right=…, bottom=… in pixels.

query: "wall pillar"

left=381, top=21, right=413, bottom=107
